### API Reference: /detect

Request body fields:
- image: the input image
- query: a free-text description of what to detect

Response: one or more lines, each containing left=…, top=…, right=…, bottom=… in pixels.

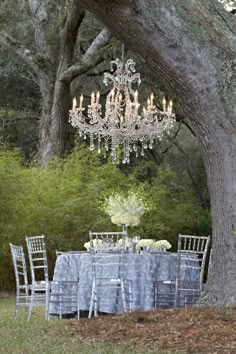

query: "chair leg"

left=45, top=284, right=50, bottom=320
left=121, top=281, right=127, bottom=312
left=128, top=282, right=133, bottom=312
left=14, top=296, right=19, bottom=320
left=88, top=281, right=95, bottom=318
left=94, top=288, right=98, bottom=317
left=77, top=283, right=80, bottom=320
left=27, top=289, right=35, bottom=321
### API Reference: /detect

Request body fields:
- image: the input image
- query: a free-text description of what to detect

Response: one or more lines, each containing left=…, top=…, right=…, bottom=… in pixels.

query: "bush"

left=0, top=148, right=211, bottom=291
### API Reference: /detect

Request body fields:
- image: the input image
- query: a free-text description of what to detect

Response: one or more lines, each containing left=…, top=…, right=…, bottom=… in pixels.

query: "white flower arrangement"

left=154, top=240, right=172, bottom=250
left=84, top=239, right=104, bottom=251
left=102, top=191, right=149, bottom=227
left=136, top=239, right=155, bottom=249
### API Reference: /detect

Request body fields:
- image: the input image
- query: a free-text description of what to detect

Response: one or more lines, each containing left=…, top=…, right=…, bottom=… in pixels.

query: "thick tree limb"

left=58, top=0, right=85, bottom=70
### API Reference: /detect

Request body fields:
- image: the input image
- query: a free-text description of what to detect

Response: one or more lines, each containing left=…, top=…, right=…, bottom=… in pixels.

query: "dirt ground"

left=66, top=307, right=236, bottom=354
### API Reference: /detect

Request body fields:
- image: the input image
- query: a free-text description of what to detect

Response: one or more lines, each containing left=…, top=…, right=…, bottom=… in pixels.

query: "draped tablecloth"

left=50, top=252, right=200, bottom=314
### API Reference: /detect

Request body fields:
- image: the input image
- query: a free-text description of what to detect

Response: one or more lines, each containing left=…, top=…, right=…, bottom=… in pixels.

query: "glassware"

left=132, top=236, right=140, bottom=253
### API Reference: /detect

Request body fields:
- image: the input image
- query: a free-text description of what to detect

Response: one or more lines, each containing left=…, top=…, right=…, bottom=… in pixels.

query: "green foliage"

left=0, top=147, right=211, bottom=291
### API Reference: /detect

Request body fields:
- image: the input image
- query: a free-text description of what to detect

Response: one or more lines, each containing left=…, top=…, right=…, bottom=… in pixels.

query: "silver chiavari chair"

left=88, top=231, right=133, bottom=318
left=25, top=235, right=50, bottom=320
left=154, top=234, right=210, bottom=308
left=10, top=243, right=31, bottom=320
left=175, top=234, right=210, bottom=306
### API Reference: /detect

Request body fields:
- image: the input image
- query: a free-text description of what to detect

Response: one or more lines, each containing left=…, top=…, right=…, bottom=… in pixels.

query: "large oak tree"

left=78, top=0, right=236, bottom=306
left=0, top=0, right=112, bottom=165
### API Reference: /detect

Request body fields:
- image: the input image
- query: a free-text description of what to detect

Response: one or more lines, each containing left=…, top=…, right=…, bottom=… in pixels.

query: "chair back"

left=90, top=251, right=126, bottom=282
left=10, top=243, right=29, bottom=290
left=177, top=234, right=210, bottom=291
left=89, top=230, right=127, bottom=251
left=25, top=235, right=49, bottom=283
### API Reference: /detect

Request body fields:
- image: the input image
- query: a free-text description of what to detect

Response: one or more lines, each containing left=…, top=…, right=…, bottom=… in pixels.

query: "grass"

left=0, top=297, right=182, bottom=354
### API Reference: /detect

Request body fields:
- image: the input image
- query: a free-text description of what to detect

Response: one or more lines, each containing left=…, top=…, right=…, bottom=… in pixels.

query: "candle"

left=150, top=93, right=154, bottom=106
left=72, top=97, right=77, bottom=111
left=162, top=97, right=166, bottom=111
left=168, top=99, right=173, bottom=114
left=79, top=95, right=83, bottom=109
left=96, top=91, right=100, bottom=104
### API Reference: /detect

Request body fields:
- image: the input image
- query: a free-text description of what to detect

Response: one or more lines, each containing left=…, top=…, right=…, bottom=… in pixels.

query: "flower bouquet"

left=153, top=240, right=172, bottom=251
left=136, top=239, right=155, bottom=251
left=102, top=190, right=150, bottom=228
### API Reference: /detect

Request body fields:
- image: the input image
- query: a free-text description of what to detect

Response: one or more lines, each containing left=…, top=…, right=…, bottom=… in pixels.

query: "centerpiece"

left=102, top=190, right=150, bottom=232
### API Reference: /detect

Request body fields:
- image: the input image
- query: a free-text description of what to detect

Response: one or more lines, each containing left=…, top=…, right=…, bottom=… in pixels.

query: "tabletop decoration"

left=136, top=239, right=155, bottom=251
left=102, top=190, right=150, bottom=230
left=84, top=239, right=104, bottom=251
left=154, top=240, right=172, bottom=251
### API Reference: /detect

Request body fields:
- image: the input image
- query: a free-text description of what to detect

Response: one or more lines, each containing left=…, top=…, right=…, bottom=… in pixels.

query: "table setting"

left=50, top=191, right=201, bottom=315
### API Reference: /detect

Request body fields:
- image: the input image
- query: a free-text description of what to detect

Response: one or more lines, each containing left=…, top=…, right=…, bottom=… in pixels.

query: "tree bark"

left=78, top=0, right=236, bottom=305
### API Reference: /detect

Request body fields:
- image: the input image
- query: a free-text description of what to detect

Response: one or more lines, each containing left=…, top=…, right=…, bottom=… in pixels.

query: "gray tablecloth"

left=50, top=251, right=200, bottom=314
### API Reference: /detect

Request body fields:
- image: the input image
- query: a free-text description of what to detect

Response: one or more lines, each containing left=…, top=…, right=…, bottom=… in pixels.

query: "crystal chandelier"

left=69, top=50, right=176, bottom=164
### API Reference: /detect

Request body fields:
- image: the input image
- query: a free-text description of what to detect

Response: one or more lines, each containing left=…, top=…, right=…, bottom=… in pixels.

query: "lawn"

left=1, top=294, right=236, bottom=354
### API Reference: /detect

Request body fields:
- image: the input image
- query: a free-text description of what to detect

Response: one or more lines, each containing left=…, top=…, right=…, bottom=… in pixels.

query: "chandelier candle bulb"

left=96, top=91, right=100, bottom=104
left=168, top=100, right=173, bottom=114
left=72, top=97, right=77, bottom=111
left=150, top=93, right=154, bottom=106
left=162, top=97, right=166, bottom=111
left=79, top=95, right=83, bottom=109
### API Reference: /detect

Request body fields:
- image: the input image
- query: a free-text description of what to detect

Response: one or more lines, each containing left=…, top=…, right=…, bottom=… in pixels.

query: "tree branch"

left=58, top=0, right=85, bottom=69
left=83, top=27, right=112, bottom=61
left=0, top=31, right=39, bottom=73
left=59, top=28, right=112, bottom=83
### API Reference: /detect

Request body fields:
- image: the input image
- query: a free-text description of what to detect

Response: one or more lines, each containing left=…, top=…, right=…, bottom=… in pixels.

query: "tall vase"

left=122, top=225, right=128, bottom=236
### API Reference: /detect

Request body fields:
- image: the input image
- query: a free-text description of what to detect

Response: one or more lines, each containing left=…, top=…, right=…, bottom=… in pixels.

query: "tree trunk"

left=79, top=0, right=236, bottom=305
left=38, top=76, right=71, bottom=165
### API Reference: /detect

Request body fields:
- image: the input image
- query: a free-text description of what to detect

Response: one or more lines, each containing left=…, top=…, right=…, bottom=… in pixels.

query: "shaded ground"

left=64, top=307, right=236, bottom=354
